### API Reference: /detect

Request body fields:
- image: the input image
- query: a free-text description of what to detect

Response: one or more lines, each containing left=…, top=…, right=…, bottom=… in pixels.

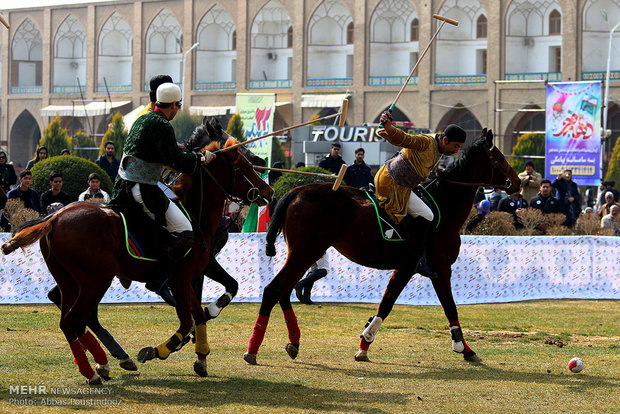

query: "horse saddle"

left=365, top=186, right=439, bottom=242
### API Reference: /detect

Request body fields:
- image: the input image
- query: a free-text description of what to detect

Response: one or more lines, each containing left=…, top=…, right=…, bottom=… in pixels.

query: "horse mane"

left=203, top=141, right=221, bottom=153
left=223, top=137, right=240, bottom=149
left=440, top=133, right=487, bottom=180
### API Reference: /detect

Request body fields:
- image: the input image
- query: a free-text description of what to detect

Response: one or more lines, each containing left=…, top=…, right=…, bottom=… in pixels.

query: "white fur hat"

left=156, top=82, right=181, bottom=104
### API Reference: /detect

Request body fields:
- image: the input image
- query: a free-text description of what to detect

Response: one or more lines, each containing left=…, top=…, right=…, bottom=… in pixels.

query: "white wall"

left=196, top=50, right=236, bottom=82
left=307, top=44, right=353, bottom=78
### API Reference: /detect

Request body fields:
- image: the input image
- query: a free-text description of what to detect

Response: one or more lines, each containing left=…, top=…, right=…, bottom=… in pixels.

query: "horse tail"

left=265, top=189, right=298, bottom=257
left=1, top=215, right=56, bottom=255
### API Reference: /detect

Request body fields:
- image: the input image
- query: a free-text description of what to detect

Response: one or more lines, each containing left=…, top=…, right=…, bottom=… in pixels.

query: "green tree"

left=99, top=111, right=128, bottom=157
left=30, top=155, right=113, bottom=201
left=271, top=137, right=287, bottom=167
left=605, top=136, right=620, bottom=185
left=39, top=115, right=70, bottom=157
left=71, top=130, right=98, bottom=161
left=509, top=133, right=545, bottom=174
left=170, top=110, right=202, bottom=144
left=226, top=112, right=245, bottom=141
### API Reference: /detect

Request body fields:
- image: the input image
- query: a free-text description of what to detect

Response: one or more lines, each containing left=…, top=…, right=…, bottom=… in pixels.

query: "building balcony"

left=581, top=70, right=620, bottom=81
left=504, top=72, right=561, bottom=81
left=97, top=84, right=132, bottom=93
left=368, top=76, right=418, bottom=86
left=11, top=86, right=42, bottom=95
left=249, top=79, right=292, bottom=89
left=435, top=74, right=487, bottom=85
left=306, top=77, right=353, bottom=88
left=52, top=85, right=86, bottom=94
left=194, top=81, right=236, bottom=91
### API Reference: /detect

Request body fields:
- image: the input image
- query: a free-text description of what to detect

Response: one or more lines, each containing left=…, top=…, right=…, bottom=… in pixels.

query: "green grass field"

left=0, top=300, right=618, bottom=413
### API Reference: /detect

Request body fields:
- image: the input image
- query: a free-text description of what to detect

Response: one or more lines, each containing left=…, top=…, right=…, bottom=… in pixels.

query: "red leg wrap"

left=69, top=340, right=95, bottom=379
left=449, top=320, right=472, bottom=354
left=283, top=309, right=300, bottom=345
left=79, top=331, right=108, bottom=365
left=359, top=337, right=371, bottom=351
left=247, top=314, right=270, bottom=354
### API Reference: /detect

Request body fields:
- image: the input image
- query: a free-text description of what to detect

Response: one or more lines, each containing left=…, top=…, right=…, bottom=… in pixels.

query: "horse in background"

left=2, top=132, right=273, bottom=383
left=244, top=129, right=519, bottom=365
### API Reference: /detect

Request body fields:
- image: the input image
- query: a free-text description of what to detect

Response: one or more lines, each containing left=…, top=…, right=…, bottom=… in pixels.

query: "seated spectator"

left=25, top=146, right=48, bottom=170
left=268, top=161, right=284, bottom=184
left=601, top=204, right=620, bottom=235
left=295, top=162, right=306, bottom=168
left=0, top=150, right=17, bottom=193
left=40, top=172, right=72, bottom=214
left=597, top=191, right=619, bottom=218
left=489, top=187, right=505, bottom=211
left=598, top=181, right=619, bottom=207
left=60, top=149, right=70, bottom=155
left=78, top=173, right=110, bottom=202
left=498, top=191, right=528, bottom=229
left=529, top=179, right=561, bottom=214
left=7, top=170, right=41, bottom=214
left=343, top=147, right=374, bottom=189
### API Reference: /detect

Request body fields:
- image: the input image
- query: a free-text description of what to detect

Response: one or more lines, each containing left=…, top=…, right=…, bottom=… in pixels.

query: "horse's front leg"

left=137, top=268, right=196, bottom=365
left=355, top=268, right=413, bottom=362
left=431, top=267, right=481, bottom=363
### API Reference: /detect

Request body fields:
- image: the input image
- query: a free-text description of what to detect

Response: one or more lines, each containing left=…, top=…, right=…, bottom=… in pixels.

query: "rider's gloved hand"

left=201, top=150, right=216, bottom=164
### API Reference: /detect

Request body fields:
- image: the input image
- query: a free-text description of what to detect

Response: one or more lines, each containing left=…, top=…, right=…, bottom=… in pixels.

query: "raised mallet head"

left=339, top=99, right=348, bottom=127
left=433, top=14, right=459, bottom=26
left=0, top=14, right=10, bottom=29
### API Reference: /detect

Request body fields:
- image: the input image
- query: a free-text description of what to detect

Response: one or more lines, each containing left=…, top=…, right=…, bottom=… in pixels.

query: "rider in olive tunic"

left=111, top=82, right=214, bottom=258
left=375, top=111, right=466, bottom=278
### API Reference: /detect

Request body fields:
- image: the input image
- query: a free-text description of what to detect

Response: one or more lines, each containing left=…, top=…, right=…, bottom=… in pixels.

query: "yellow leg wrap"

left=156, top=331, right=184, bottom=360
left=194, top=323, right=210, bottom=356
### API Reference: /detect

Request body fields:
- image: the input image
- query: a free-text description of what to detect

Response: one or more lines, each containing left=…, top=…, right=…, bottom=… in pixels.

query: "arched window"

left=549, top=9, right=561, bottom=35
left=410, top=18, right=419, bottom=41
left=287, top=26, right=293, bottom=48
left=232, top=30, right=237, bottom=50
left=476, top=15, right=487, bottom=38
left=346, top=22, right=354, bottom=44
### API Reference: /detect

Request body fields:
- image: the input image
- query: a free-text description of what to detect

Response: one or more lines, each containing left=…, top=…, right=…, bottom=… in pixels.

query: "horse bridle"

left=438, top=144, right=514, bottom=191
left=202, top=150, right=270, bottom=205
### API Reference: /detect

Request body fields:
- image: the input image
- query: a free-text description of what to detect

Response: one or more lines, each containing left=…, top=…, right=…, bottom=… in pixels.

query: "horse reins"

left=437, top=145, right=514, bottom=191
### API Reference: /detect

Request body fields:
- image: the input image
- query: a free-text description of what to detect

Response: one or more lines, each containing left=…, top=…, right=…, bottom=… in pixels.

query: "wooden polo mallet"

left=219, top=99, right=349, bottom=190
left=381, top=14, right=458, bottom=126
left=0, top=14, right=10, bottom=29
left=253, top=163, right=348, bottom=191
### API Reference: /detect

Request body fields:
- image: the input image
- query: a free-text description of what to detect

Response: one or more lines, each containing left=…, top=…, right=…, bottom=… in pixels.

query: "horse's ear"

left=486, top=129, right=494, bottom=146
left=480, top=128, right=487, bottom=138
left=202, top=116, right=208, bottom=126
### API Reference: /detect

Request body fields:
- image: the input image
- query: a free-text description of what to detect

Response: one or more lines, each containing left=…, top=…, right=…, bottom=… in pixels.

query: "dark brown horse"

left=244, top=128, right=519, bottom=365
left=1, top=136, right=273, bottom=383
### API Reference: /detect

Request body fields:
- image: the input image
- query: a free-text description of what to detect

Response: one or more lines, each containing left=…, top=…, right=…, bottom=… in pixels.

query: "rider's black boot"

left=410, top=217, right=438, bottom=279
left=295, top=268, right=328, bottom=304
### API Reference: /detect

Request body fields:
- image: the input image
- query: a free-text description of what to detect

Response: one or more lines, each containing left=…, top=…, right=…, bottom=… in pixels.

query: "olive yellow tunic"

left=374, top=128, right=441, bottom=223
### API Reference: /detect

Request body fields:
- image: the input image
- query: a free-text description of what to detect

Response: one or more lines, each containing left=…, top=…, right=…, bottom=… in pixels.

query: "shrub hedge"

left=272, top=166, right=346, bottom=201
left=30, top=155, right=114, bottom=201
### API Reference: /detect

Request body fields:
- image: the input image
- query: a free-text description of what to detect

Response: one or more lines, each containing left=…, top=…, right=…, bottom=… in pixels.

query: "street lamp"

left=182, top=42, right=200, bottom=106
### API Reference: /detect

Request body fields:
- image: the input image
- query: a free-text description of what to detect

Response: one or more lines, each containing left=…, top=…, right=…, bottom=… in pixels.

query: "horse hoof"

left=354, top=350, right=370, bottom=362
left=137, top=347, right=157, bottom=363
left=95, top=363, right=111, bottom=381
left=86, top=374, right=102, bottom=385
left=285, top=343, right=299, bottom=360
left=243, top=352, right=257, bottom=365
left=464, top=351, right=482, bottom=363
left=193, top=360, right=208, bottom=377
left=119, top=357, right=138, bottom=371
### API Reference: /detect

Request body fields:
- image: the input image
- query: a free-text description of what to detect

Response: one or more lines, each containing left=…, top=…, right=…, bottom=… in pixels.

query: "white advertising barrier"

left=0, top=233, right=618, bottom=305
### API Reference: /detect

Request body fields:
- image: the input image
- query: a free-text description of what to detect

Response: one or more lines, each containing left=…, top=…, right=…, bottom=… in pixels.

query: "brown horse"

left=244, top=128, right=519, bottom=365
left=1, top=135, right=273, bottom=383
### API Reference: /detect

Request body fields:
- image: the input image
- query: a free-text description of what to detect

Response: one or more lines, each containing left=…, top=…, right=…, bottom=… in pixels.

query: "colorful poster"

left=237, top=93, right=275, bottom=232
left=545, top=81, right=602, bottom=186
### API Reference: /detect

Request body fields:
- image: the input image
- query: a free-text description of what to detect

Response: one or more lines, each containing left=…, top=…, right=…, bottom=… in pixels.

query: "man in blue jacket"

left=344, top=147, right=373, bottom=188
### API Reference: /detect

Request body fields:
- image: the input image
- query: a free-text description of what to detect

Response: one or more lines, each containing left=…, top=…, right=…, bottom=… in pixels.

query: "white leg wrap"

left=361, top=316, right=383, bottom=343
left=206, top=292, right=234, bottom=318
left=451, top=325, right=465, bottom=353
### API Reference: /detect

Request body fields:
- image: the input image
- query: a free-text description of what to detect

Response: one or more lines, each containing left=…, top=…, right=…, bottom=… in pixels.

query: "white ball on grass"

left=568, top=357, right=584, bottom=373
